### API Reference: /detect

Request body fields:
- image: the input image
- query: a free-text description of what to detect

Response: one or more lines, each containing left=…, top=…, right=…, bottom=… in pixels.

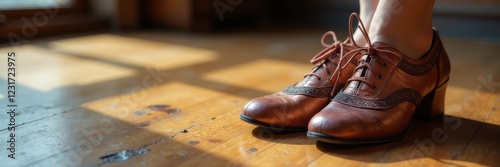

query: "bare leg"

left=353, top=0, right=379, bottom=46
left=369, top=0, right=435, bottom=59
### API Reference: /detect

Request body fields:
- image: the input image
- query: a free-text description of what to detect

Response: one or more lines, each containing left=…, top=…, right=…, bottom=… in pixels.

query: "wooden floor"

left=0, top=29, right=499, bottom=167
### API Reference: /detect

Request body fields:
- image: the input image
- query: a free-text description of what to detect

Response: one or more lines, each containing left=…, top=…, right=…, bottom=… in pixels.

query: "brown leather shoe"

left=307, top=14, right=451, bottom=144
left=240, top=31, right=364, bottom=131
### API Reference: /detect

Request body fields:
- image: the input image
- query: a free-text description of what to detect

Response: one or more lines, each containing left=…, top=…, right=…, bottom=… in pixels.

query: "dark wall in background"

left=267, top=0, right=500, bottom=39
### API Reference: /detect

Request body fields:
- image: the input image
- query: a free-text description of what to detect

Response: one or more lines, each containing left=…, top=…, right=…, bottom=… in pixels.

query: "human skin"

left=368, top=0, right=436, bottom=59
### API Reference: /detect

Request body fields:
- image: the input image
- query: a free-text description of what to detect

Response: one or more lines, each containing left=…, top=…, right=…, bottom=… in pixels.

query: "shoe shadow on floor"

left=251, top=127, right=315, bottom=145
left=314, top=115, right=499, bottom=166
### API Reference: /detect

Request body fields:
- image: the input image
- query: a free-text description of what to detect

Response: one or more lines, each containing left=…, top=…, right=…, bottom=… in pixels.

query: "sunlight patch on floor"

left=49, top=34, right=219, bottom=70
left=0, top=45, right=136, bottom=92
left=203, top=59, right=310, bottom=93
left=82, top=81, right=224, bottom=125
left=445, top=85, right=500, bottom=123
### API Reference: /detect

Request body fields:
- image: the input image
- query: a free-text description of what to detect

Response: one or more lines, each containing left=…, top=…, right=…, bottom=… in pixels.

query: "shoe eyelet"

left=377, top=75, right=383, bottom=80
left=382, top=63, right=387, bottom=67
left=318, top=78, right=322, bottom=81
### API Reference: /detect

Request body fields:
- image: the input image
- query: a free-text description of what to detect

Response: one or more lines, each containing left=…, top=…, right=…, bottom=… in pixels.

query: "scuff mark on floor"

left=139, top=121, right=151, bottom=127
left=134, top=110, right=146, bottom=115
left=207, top=139, right=223, bottom=143
left=147, top=105, right=181, bottom=114
left=247, top=148, right=258, bottom=153
left=100, top=148, right=150, bottom=163
left=188, top=141, right=200, bottom=145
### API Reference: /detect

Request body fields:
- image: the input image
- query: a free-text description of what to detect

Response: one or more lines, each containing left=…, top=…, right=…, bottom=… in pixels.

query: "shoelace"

left=303, top=28, right=366, bottom=96
left=301, top=12, right=403, bottom=95
left=304, top=31, right=345, bottom=81
left=321, top=13, right=371, bottom=96
left=344, top=12, right=402, bottom=90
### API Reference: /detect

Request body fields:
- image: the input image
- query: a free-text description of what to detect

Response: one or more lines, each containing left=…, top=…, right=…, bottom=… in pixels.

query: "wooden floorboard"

left=451, top=102, right=500, bottom=167
left=0, top=29, right=498, bottom=167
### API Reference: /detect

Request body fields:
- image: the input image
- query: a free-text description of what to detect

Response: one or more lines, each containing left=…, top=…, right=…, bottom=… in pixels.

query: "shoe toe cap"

left=308, top=111, right=349, bottom=137
left=308, top=103, right=381, bottom=139
left=242, top=94, right=287, bottom=124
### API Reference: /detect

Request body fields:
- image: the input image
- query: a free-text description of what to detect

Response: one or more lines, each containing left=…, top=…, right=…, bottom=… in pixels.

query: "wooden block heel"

left=413, top=80, right=449, bottom=119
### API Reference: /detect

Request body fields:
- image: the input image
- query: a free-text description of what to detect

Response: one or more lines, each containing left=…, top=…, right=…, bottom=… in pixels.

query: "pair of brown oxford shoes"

left=240, top=13, right=451, bottom=144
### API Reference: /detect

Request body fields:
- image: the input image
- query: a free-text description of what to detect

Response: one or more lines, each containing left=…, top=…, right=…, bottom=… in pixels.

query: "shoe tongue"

left=297, top=54, right=340, bottom=87
left=371, top=42, right=388, bottom=47
left=342, top=42, right=402, bottom=95
left=343, top=54, right=371, bottom=95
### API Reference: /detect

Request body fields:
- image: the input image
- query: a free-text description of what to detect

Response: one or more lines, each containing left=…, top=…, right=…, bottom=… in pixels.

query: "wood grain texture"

left=0, top=29, right=498, bottom=167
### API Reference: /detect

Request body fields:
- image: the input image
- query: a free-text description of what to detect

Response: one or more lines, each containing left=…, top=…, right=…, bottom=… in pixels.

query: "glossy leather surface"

left=241, top=34, right=363, bottom=130
left=308, top=29, right=451, bottom=143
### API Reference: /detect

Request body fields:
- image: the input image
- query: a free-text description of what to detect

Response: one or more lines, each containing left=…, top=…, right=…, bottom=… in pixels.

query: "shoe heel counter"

left=436, top=32, right=451, bottom=85
left=415, top=33, right=450, bottom=119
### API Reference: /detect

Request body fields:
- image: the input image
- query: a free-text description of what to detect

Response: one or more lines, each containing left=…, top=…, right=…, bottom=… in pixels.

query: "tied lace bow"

left=303, top=13, right=371, bottom=96
left=302, top=12, right=402, bottom=96
left=345, top=13, right=402, bottom=91
left=304, top=31, right=344, bottom=81
left=304, top=31, right=356, bottom=96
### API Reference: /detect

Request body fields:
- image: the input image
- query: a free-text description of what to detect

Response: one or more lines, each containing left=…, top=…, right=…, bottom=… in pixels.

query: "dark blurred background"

left=1, top=0, right=500, bottom=41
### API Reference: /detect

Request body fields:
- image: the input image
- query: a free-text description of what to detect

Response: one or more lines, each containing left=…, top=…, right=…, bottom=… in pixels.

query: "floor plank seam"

left=23, top=95, right=231, bottom=165
left=484, top=105, right=496, bottom=122
left=29, top=112, right=214, bottom=166
left=79, top=95, right=228, bottom=145
left=126, top=105, right=238, bottom=150
left=370, top=139, right=400, bottom=163
left=303, top=151, right=326, bottom=167
left=21, top=123, right=142, bottom=167
left=75, top=94, right=228, bottom=149
left=448, top=121, right=485, bottom=165
left=115, top=112, right=236, bottom=166
left=447, top=105, right=496, bottom=165
left=0, top=107, right=77, bottom=132
left=169, top=125, right=196, bottom=139
left=164, top=107, right=241, bottom=142
left=22, top=144, right=80, bottom=167
left=22, top=106, right=178, bottom=166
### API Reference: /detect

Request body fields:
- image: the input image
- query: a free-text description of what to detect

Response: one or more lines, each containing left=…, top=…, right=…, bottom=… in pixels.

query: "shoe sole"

left=306, top=131, right=405, bottom=145
left=239, top=114, right=307, bottom=132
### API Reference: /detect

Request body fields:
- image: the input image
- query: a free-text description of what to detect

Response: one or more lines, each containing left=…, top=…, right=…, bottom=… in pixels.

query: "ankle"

left=370, top=29, right=433, bottom=60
